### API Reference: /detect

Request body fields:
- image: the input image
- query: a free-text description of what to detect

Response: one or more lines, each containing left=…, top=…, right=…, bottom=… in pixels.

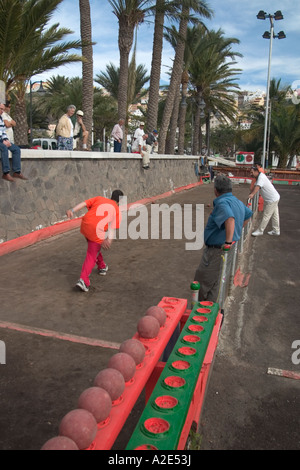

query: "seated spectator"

left=2, top=101, right=16, bottom=144
left=132, top=133, right=150, bottom=169
left=0, top=103, right=27, bottom=182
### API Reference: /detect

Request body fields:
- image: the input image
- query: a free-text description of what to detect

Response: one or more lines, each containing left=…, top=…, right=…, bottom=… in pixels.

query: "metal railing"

left=216, top=192, right=259, bottom=310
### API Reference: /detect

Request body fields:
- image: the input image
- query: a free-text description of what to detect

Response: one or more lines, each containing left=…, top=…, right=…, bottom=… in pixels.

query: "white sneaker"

left=76, top=278, right=89, bottom=292
left=267, top=230, right=280, bottom=236
left=252, top=229, right=264, bottom=237
left=98, top=265, right=108, bottom=275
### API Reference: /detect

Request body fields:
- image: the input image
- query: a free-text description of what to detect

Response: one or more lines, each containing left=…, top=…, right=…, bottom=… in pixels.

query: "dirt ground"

left=0, top=182, right=299, bottom=451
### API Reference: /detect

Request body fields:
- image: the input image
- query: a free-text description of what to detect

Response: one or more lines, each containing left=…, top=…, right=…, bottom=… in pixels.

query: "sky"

left=33, top=0, right=300, bottom=95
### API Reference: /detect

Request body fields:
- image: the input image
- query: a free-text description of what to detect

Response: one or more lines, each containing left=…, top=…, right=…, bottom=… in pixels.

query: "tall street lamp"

left=257, top=10, right=286, bottom=169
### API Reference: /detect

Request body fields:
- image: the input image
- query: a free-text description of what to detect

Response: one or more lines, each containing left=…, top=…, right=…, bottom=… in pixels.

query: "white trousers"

left=259, top=200, right=280, bottom=232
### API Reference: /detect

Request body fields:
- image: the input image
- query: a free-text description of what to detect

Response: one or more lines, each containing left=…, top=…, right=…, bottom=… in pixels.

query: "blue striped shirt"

left=0, top=116, right=8, bottom=141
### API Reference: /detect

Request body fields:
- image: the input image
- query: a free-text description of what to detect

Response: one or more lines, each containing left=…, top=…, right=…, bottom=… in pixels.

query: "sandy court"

left=0, top=183, right=298, bottom=450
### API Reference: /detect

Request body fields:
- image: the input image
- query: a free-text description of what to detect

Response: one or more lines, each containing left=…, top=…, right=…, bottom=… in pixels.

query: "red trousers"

left=80, top=239, right=106, bottom=286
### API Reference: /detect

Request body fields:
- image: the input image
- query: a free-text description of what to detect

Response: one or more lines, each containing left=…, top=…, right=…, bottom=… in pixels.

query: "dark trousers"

left=114, top=140, right=122, bottom=152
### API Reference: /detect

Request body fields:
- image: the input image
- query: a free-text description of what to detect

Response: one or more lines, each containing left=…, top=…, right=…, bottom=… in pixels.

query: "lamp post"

left=257, top=10, right=286, bottom=169
left=29, top=80, right=46, bottom=146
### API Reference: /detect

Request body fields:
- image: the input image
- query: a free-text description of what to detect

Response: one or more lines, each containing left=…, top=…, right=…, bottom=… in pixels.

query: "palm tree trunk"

left=79, top=0, right=93, bottom=149
left=166, top=82, right=181, bottom=154
left=118, top=19, right=135, bottom=152
left=158, top=7, right=189, bottom=154
left=178, top=70, right=189, bottom=155
left=14, top=97, right=28, bottom=146
left=147, top=0, right=165, bottom=131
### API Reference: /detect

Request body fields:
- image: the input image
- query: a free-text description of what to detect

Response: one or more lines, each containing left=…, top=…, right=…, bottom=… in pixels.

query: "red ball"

left=108, top=352, right=136, bottom=382
left=94, top=368, right=125, bottom=401
left=59, top=409, right=97, bottom=450
left=119, top=339, right=145, bottom=365
left=78, top=387, right=112, bottom=423
left=137, top=315, right=160, bottom=339
left=41, top=436, right=79, bottom=450
left=145, top=306, right=167, bottom=326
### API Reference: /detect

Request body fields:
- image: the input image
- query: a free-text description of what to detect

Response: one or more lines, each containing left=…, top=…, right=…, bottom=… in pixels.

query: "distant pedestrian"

left=111, top=119, right=125, bottom=152
left=146, top=129, right=158, bottom=154
left=0, top=103, right=27, bottom=182
left=249, top=166, right=280, bottom=236
left=73, top=110, right=89, bottom=151
left=56, top=105, right=76, bottom=150
left=66, top=189, right=123, bottom=292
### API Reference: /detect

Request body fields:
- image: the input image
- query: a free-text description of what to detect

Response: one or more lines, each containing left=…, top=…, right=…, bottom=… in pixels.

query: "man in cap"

left=146, top=129, right=158, bottom=154
left=73, top=110, right=89, bottom=150
left=249, top=166, right=280, bottom=236
left=133, top=121, right=145, bottom=141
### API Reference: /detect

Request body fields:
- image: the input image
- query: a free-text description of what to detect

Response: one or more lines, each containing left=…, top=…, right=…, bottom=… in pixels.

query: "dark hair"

left=111, top=189, right=124, bottom=203
left=214, top=173, right=232, bottom=194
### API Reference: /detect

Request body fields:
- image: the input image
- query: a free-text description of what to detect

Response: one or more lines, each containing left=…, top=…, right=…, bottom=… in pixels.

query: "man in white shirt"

left=249, top=166, right=280, bottom=236
left=111, top=119, right=124, bottom=152
left=131, top=133, right=150, bottom=169
left=2, top=102, right=16, bottom=144
left=133, top=121, right=145, bottom=141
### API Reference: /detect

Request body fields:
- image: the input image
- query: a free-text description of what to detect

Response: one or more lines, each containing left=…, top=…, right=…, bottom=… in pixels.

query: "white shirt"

left=2, top=112, right=14, bottom=143
left=134, top=127, right=144, bottom=140
left=132, top=135, right=144, bottom=152
left=256, top=173, right=280, bottom=202
left=69, top=117, right=74, bottom=138
left=111, top=123, right=123, bottom=141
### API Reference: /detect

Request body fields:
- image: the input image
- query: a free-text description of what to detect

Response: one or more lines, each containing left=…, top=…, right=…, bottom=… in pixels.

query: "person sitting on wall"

left=73, top=110, right=89, bottom=151
left=132, top=133, right=150, bottom=169
left=0, top=103, right=27, bottom=182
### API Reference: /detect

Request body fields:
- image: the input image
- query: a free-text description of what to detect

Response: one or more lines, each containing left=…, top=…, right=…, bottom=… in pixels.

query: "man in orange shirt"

left=66, top=189, right=123, bottom=292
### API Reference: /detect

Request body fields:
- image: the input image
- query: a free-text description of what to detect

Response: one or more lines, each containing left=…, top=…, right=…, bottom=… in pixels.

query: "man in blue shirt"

left=194, top=173, right=252, bottom=302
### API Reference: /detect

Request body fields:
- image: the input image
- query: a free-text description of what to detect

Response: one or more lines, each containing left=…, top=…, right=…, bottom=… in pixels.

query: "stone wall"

left=0, top=151, right=199, bottom=241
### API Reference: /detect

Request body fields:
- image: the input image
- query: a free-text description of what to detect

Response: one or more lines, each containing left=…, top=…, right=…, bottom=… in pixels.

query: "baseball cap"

left=77, top=110, right=84, bottom=116
left=153, top=129, right=158, bottom=134
left=139, top=121, right=145, bottom=126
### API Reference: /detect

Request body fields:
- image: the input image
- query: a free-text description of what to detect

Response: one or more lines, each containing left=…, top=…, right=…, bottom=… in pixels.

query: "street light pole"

left=257, top=10, right=285, bottom=169
left=262, top=17, right=274, bottom=169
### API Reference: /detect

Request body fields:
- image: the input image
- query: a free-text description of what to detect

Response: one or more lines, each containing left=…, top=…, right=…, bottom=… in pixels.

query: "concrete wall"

left=0, top=150, right=199, bottom=242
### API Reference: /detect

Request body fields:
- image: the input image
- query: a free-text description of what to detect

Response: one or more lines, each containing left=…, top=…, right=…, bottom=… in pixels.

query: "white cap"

left=77, top=110, right=84, bottom=116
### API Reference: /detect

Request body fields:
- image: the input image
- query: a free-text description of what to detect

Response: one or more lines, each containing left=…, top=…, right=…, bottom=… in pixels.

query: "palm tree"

left=272, top=104, right=300, bottom=168
left=79, top=0, right=94, bottom=148
left=158, top=0, right=213, bottom=154
left=0, top=0, right=83, bottom=145
left=146, top=0, right=180, bottom=132
left=188, top=28, right=241, bottom=155
left=108, top=0, right=154, bottom=150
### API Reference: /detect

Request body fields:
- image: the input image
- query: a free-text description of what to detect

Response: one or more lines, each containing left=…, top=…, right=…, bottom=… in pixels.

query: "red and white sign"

left=236, top=152, right=254, bottom=166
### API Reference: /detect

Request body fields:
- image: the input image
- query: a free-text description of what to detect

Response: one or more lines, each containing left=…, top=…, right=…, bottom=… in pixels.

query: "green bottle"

left=190, top=281, right=200, bottom=308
